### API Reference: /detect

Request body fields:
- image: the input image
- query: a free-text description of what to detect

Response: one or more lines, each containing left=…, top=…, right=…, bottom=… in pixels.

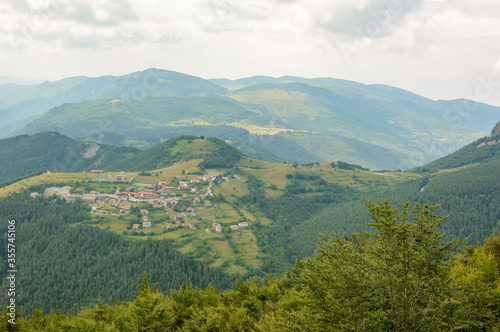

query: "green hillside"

left=106, top=136, right=243, bottom=171
left=0, top=132, right=139, bottom=183
left=410, top=134, right=500, bottom=173
left=290, top=140, right=500, bottom=260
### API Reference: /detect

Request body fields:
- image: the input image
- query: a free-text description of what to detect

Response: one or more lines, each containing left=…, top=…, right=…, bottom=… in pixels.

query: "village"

left=34, top=169, right=249, bottom=236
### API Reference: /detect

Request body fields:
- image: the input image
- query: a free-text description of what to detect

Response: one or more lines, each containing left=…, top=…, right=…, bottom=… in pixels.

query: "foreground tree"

left=272, top=200, right=464, bottom=331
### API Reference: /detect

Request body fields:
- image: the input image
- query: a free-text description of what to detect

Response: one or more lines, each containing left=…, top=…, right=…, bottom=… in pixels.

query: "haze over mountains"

left=2, top=68, right=500, bottom=170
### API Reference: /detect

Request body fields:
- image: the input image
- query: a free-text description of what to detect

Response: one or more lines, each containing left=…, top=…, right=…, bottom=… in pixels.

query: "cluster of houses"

left=32, top=173, right=250, bottom=234
left=132, top=209, right=151, bottom=229
left=39, top=186, right=113, bottom=204
left=205, top=221, right=249, bottom=234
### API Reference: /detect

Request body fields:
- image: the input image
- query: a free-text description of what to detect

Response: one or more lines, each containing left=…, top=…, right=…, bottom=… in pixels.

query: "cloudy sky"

left=1, top=0, right=500, bottom=106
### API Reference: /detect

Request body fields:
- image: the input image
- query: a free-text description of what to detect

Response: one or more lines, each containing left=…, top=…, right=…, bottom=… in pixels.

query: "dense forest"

left=3, top=200, right=500, bottom=331
left=290, top=157, right=500, bottom=260
left=0, top=192, right=236, bottom=316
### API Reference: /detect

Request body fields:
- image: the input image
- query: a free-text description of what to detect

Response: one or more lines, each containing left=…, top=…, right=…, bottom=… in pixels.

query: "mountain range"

left=2, top=68, right=500, bottom=170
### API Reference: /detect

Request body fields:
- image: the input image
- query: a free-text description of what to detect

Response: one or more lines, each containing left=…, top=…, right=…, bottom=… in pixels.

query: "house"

left=158, top=181, right=168, bottom=188
left=132, top=224, right=139, bottom=229
left=141, top=216, right=149, bottom=222
left=190, top=179, right=200, bottom=184
left=140, top=209, right=149, bottom=215
left=230, top=225, right=239, bottom=231
left=205, top=228, right=211, bottom=234
left=179, top=181, right=189, bottom=186
left=193, top=197, right=201, bottom=203
left=81, top=196, right=97, bottom=204
left=170, top=200, right=179, bottom=206
left=186, top=207, right=195, bottom=213
left=164, top=186, right=176, bottom=192
left=175, top=215, right=183, bottom=222
left=215, top=226, right=222, bottom=233
left=116, top=174, right=125, bottom=181
left=182, top=193, right=188, bottom=198
left=212, top=223, right=220, bottom=229
left=190, top=187, right=199, bottom=193
left=200, top=194, right=208, bottom=199
left=238, top=222, right=249, bottom=227
left=212, top=205, right=218, bottom=209
left=179, top=184, right=190, bottom=190
left=143, top=221, right=151, bottom=228
left=202, top=175, right=210, bottom=181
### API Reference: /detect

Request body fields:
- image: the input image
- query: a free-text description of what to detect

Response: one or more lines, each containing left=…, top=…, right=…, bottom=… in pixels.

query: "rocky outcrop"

left=491, top=121, right=500, bottom=137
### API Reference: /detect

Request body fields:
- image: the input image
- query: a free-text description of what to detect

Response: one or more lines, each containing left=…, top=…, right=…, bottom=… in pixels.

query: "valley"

left=0, top=136, right=417, bottom=281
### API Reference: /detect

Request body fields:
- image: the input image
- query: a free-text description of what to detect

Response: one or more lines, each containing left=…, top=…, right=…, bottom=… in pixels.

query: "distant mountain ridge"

left=3, top=68, right=500, bottom=169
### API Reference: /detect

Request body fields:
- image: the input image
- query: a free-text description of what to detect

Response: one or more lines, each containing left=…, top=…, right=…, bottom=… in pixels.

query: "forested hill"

left=105, top=136, right=243, bottom=171
left=410, top=132, right=500, bottom=173
left=0, top=132, right=140, bottom=183
left=290, top=155, right=500, bottom=260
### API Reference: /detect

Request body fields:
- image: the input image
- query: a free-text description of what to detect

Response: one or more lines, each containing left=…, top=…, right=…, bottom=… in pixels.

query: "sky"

left=1, top=0, right=500, bottom=106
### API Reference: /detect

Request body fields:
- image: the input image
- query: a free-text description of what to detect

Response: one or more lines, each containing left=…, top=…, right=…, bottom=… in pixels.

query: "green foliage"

left=13, top=201, right=500, bottom=331
left=332, top=160, right=369, bottom=171
left=272, top=201, right=464, bottom=331
left=198, top=137, right=243, bottom=169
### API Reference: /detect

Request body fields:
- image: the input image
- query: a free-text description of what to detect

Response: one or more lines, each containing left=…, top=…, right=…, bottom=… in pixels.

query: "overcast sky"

left=1, top=0, right=500, bottom=106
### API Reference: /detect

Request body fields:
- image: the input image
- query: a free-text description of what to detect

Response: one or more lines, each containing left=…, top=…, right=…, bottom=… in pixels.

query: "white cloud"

left=0, top=0, right=500, bottom=106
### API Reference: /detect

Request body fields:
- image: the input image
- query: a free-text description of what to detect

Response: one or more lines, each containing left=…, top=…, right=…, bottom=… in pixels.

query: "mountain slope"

left=0, top=132, right=140, bottom=183
left=105, top=136, right=243, bottom=171
left=410, top=133, right=500, bottom=173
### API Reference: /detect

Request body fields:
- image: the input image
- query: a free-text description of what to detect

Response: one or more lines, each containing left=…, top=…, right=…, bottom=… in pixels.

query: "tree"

left=275, top=200, right=463, bottom=331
